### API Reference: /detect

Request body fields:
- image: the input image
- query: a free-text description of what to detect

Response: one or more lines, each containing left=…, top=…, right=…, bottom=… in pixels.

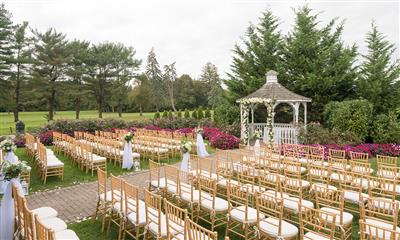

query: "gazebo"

left=237, top=70, right=311, bottom=144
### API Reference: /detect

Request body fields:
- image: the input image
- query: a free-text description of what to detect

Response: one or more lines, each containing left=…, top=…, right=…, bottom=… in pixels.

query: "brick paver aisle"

left=26, top=170, right=149, bottom=223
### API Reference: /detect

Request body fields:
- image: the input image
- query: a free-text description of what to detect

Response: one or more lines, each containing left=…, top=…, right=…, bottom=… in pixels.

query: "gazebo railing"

left=249, top=123, right=298, bottom=144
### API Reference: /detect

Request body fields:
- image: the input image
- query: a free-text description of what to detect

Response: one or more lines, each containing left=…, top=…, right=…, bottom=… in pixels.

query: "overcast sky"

left=3, top=0, right=399, bottom=78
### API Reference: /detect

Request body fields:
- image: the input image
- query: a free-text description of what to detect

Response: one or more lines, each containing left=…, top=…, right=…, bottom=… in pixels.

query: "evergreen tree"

left=129, top=74, right=153, bottom=116
left=191, top=110, right=198, bottom=119
left=205, top=108, right=211, bottom=118
left=357, top=23, right=400, bottom=114
left=163, top=62, right=177, bottom=111
left=199, top=62, right=223, bottom=107
left=31, top=28, right=70, bottom=121
left=217, top=10, right=283, bottom=124
left=162, top=110, right=168, bottom=118
left=9, top=21, right=33, bottom=122
left=0, top=3, right=14, bottom=101
left=145, top=48, right=164, bottom=111
left=65, top=40, right=90, bottom=119
left=197, top=107, right=204, bottom=119
left=280, top=6, right=358, bottom=122
left=184, top=108, right=190, bottom=118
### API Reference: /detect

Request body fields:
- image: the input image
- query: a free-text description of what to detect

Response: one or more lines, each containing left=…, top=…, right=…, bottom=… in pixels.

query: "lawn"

left=0, top=110, right=154, bottom=135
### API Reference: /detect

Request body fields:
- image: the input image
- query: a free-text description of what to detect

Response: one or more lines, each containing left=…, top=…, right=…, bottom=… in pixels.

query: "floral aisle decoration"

left=240, top=106, right=249, bottom=144
left=0, top=161, right=31, bottom=181
left=196, top=127, right=204, bottom=135
left=180, top=140, right=192, bottom=154
left=0, top=139, right=16, bottom=153
left=253, top=129, right=263, bottom=140
left=123, top=132, right=134, bottom=142
left=122, top=132, right=138, bottom=170
left=265, top=99, right=276, bottom=148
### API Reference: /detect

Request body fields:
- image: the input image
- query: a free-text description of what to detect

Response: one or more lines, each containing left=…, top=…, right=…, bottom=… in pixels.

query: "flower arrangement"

left=0, top=139, right=16, bottom=152
left=1, top=161, right=31, bottom=181
left=123, top=132, right=134, bottom=142
left=253, top=129, right=263, bottom=139
left=196, top=127, right=204, bottom=135
left=180, top=140, right=192, bottom=154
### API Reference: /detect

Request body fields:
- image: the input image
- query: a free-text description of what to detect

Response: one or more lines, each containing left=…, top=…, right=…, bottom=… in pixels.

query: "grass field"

left=0, top=110, right=154, bottom=135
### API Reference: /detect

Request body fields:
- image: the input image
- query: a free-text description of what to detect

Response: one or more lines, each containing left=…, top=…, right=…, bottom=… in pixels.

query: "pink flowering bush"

left=39, top=131, right=53, bottom=146
left=208, top=131, right=240, bottom=150
left=308, top=143, right=400, bottom=159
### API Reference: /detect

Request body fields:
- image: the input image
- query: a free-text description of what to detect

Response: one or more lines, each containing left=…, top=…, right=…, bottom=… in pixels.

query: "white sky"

left=3, top=0, right=400, bottom=79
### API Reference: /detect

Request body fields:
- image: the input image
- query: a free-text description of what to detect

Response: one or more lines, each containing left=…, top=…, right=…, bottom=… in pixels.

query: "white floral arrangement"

left=180, top=140, right=192, bottom=154
left=238, top=97, right=273, bottom=105
left=196, top=127, right=203, bottom=135
left=254, top=129, right=263, bottom=139
left=0, top=138, right=16, bottom=153
left=1, top=161, right=31, bottom=181
left=123, top=132, right=134, bottom=142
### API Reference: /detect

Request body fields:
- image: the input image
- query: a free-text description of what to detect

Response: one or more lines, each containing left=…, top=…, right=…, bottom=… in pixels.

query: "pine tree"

left=217, top=10, right=283, bottom=124
left=9, top=21, right=33, bottom=122
left=145, top=48, right=164, bottom=111
left=31, top=28, right=70, bottom=121
left=357, top=23, right=400, bottom=114
left=163, top=62, right=177, bottom=111
left=129, top=74, right=153, bottom=116
left=199, top=62, right=222, bottom=107
left=0, top=3, right=14, bottom=101
left=280, top=6, right=358, bottom=122
left=65, top=40, right=90, bottom=119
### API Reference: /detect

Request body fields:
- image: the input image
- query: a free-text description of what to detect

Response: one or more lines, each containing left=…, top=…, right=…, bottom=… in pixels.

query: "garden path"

left=26, top=170, right=149, bottom=223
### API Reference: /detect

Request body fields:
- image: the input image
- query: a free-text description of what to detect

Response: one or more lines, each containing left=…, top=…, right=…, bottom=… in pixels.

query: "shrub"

left=214, top=99, right=240, bottom=125
left=154, top=111, right=160, bottom=119
left=198, top=108, right=204, bottom=119
left=13, top=135, right=26, bottom=147
left=324, top=100, right=373, bottom=141
left=16, top=121, right=25, bottom=134
left=162, top=110, right=168, bottom=118
left=184, top=109, right=190, bottom=118
left=168, top=110, right=173, bottom=119
left=371, top=112, right=400, bottom=143
left=39, top=131, right=53, bottom=145
left=205, top=108, right=212, bottom=118
left=298, top=123, right=362, bottom=145
left=177, top=110, right=182, bottom=118
left=191, top=110, right=198, bottom=119
left=209, top=131, right=240, bottom=150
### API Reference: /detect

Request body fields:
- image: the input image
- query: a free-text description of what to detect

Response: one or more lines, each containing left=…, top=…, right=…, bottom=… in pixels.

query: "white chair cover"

left=196, top=134, right=209, bottom=157
left=122, top=141, right=133, bottom=169
left=0, top=178, right=22, bottom=240
left=180, top=152, right=190, bottom=171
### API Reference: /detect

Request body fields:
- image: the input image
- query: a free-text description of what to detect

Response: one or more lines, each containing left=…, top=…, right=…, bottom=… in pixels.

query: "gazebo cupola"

left=237, top=70, right=312, bottom=144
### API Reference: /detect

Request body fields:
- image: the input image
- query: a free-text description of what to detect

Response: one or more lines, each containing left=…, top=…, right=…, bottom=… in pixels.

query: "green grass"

left=14, top=147, right=181, bottom=193
left=0, top=110, right=155, bottom=135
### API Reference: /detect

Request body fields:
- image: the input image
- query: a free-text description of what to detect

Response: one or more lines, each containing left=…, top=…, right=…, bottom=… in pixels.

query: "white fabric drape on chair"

left=180, top=152, right=190, bottom=171
left=0, top=178, right=22, bottom=240
left=4, top=151, right=18, bottom=164
left=254, top=139, right=260, bottom=157
left=196, top=134, right=209, bottom=157
left=122, top=141, right=133, bottom=169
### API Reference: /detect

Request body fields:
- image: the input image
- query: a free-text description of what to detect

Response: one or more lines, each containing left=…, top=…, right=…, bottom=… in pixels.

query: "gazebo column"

left=240, top=103, right=250, bottom=143
left=303, top=102, right=307, bottom=127
left=293, top=102, right=300, bottom=125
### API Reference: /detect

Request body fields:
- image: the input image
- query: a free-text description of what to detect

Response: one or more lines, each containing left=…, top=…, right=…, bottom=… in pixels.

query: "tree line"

left=0, top=3, right=223, bottom=122
left=216, top=6, right=400, bottom=127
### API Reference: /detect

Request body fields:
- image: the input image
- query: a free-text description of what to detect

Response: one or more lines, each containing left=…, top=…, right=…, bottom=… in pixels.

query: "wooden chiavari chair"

left=378, top=164, right=400, bottom=180
left=177, top=170, right=199, bottom=217
left=328, top=149, right=346, bottom=160
left=299, top=206, right=336, bottom=240
left=308, top=163, right=336, bottom=196
left=359, top=219, right=400, bottom=240
left=144, top=188, right=167, bottom=240
left=370, top=176, right=399, bottom=202
left=297, top=144, right=310, bottom=165
left=122, top=181, right=146, bottom=240
left=196, top=175, right=229, bottom=232
left=226, top=182, right=262, bottom=240
left=34, top=214, right=79, bottom=240
left=165, top=165, right=179, bottom=200
left=148, top=160, right=166, bottom=194
left=107, top=174, right=124, bottom=239
left=37, top=142, right=64, bottom=184
left=350, top=151, right=369, bottom=163
left=314, top=185, right=353, bottom=240
left=256, top=191, right=298, bottom=239
left=164, top=200, right=187, bottom=240
left=339, top=171, right=368, bottom=214
left=350, top=160, right=374, bottom=176
left=377, top=155, right=398, bottom=167
left=185, top=217, right=218, bottom=240
left=94, top=167, right=109, bottom=231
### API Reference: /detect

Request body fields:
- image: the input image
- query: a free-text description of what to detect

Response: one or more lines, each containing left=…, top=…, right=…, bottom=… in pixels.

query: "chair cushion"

left=41, top=217, right=67, bottom=232
left=151, top=177, right=166, bottom=188
left=99, top=191, right=113, bottom=202
left=354, top=178, right=378, bottom=190
left=259, top=217, right=298, bottom=238
left=200, top=193, right=229, bottom=212
left=32, top=207, right=58, bottom=220
left=283, top=197, right=314, bottom=213
left=148, top=214, right=184, bottom=237
left=330, top=173, right=351, bottom=182
left=229, top=205, right=263, bottom=224
left=180, top=190, right=200, bottom=203
left=343, top=190, right=369, bottom=204
left=378, top=170, right=400, bottom=179
left=166, top=181, right=178, bottom=194
left=304, top=232, right=331, bottom=240
left=46, top=159, right=64, bottom=167
left=310, top=183, right=337, bottom=192
left=127, top=206, right=147, bottom=226
left=54, top=229, right=79, bottom=240
left=320, top=207, right=353, bottom=225
left=92, top=155, right=106, bottom=162
left=217, top=179, right=239, bottom=187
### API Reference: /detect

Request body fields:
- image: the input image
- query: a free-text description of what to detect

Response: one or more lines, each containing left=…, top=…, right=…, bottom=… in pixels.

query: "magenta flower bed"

left=39, top=130, right=53, bottom=146
left=308, top=143, right=400, bottom=158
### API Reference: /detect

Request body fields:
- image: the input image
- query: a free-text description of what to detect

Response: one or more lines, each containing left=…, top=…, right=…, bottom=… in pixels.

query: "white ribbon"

left=0, top=178, right=22, bottom=240
left=254, top=139, right=260, bottom=157
left=180, top=152, right=190, bottom=171
left=196, top=133, right=209, bottom=157
left=122, top=141, right=133, bottom=169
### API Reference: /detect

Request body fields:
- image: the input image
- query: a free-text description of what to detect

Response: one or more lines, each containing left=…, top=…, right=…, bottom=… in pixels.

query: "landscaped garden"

left=1, top=1, right=400, bottom=240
